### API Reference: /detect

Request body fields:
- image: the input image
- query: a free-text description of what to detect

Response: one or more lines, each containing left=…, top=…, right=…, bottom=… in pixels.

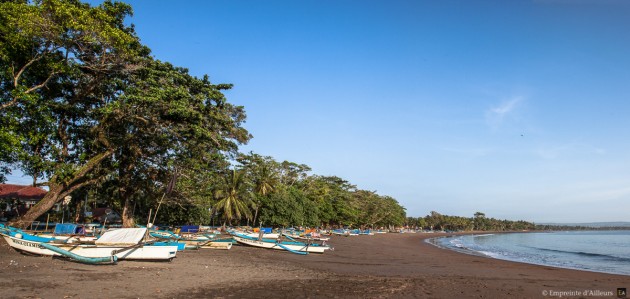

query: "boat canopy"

left=95, top=228, right=147, bottom=246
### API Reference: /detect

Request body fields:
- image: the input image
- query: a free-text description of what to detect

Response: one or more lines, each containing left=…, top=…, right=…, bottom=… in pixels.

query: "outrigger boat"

left=31, top=223, right=98, bottom=244
left=330, top=229, right=352, bottom=236
left=282, top=229, right=330, bottom=242
left=229, top=230, right=332, bottom=254
left=0, top=225, right=177, bottom=263
left=149, top=228, right=232, bottom=250
left=244, top=232, right=279, bottom=239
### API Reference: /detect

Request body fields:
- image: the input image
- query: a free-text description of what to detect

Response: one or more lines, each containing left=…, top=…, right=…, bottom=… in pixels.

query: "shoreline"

left=424, top=233, right=492, bottom=258
left=428, top=230, right=630, bottom=277
left=1, top=232, right=628, bottom=298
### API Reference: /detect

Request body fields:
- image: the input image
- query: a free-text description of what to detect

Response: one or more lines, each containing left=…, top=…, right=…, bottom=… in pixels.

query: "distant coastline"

left=536, top=221, right=630, bottom=229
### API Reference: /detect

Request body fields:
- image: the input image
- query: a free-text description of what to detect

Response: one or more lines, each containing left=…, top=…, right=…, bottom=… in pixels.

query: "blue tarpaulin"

left=54, top=223, right=85, bottom=235
left=180, top=225, right=199, bottom=233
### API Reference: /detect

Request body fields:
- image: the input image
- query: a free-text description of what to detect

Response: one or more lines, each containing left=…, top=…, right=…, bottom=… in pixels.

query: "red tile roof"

left=0, top=184, right=47, bottom=200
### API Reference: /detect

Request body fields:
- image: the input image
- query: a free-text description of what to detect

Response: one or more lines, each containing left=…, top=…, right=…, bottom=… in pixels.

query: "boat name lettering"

left=11, top=239, right=43, bottom=249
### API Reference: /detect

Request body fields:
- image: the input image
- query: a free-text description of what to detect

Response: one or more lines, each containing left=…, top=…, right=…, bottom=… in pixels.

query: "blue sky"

left=8, top=0, right=630, bottom=222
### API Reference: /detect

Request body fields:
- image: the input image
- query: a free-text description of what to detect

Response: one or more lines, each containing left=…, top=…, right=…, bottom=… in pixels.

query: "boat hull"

left=196, top=241, right=232, bottom=250
left=2, top=234, right=177, bottom=261
left=232, top=235, right=329, bottom=253
left=150, top=230, right=232, bottom=250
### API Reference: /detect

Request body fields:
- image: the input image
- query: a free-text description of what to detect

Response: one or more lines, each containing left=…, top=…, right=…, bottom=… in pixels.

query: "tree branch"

left=23, top=70, right=59, bottom=94
left=58, top=177, right=101, bottom=201
left=64, top=149, right=115, bottom=188
left=1, top=48, right=59, bottom=111
left=13, top=53, right=44, bottom=88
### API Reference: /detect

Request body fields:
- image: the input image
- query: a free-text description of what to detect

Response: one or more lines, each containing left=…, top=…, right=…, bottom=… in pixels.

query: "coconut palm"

left=251, top=161, right=278, bottom=226
left=214, top=169, right=253, bottom=227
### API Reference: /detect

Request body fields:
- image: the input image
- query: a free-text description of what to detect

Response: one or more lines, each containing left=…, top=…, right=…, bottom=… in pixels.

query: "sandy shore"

left=0, top=232, right=627, bottom=298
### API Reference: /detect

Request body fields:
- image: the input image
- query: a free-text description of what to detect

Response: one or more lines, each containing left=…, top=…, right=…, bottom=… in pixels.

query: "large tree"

left=3, top=0, right=251, bottom=228
left=99, top=59, right=250, bottom=226
left=2, top=0, right=145, bottom=228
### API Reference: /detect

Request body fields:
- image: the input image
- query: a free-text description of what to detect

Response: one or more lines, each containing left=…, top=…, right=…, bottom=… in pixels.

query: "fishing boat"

left=244, top=232, right=280, bottom=239
left=32, top=223, right=98, bottom=244
left=149, top=228, right=232, bottom=250
left=356, top=229, right=374, bottom=236
left=229, top=230, right=332, bottom=254
left=0, top=225, right=177, bottom=262
left=178, top=233, right=233, bottom=250
left=152, top=241, right=186, bottom=251
left=283, top=230, right=330, bottom=242
left=331, top=229, right=351, bottom=236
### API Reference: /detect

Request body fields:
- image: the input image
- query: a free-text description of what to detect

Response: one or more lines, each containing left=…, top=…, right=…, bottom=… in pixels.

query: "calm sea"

left=431, top=230, right=630, bottom=276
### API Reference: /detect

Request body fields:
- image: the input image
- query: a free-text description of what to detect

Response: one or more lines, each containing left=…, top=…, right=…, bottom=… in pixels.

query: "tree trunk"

left=9, top=185, right=63, bottom=229
left=119, top=179, right=135, bottom=228
left=253, top=206, right=259, bottom=227
left=8, top=150, right=113, bottom=229
left=74, top=201, right=83, bottom=223
left=122, top=197, right=135, bottom=228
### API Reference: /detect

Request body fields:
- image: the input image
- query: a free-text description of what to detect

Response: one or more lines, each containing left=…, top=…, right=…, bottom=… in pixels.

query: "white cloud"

left=485, top=96, right=524, bottom=129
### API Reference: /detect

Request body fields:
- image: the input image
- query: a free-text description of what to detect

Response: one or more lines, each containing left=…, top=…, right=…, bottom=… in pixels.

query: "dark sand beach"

left=1, top=232, right=627, bottom=298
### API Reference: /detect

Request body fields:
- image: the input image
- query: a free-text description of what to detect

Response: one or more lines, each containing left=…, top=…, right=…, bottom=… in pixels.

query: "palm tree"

left=214, top=169, right=253, bottom=227
left=251, top=162, right=278, bottom=226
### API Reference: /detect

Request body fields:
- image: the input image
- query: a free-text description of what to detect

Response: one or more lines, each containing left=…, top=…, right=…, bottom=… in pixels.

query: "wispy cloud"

left=535, top=143, right=607, bottom=160
left=485, top=96, right=523, bottom=129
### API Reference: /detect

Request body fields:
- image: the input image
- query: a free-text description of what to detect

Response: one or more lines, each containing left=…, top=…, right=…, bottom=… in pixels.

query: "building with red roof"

left=0, top=183, right=47, bottom=202
left=0, top=184, right=49, bottom=220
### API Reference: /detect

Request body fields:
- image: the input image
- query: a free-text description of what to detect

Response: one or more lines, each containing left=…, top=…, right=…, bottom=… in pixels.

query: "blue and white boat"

left=149, top=228, right=232, bottom=250
left=229, top=230, right=332, bottom=254
left=0, top=225, right=177, bottom=262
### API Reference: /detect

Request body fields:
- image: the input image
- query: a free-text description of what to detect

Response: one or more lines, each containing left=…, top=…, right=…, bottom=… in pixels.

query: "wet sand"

left=0, top=232, right=627, bottom=298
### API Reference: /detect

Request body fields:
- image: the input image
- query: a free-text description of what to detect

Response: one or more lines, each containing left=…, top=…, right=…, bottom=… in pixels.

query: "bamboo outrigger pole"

left=152, top=193, right=166, bottom=225
left=151, top=168, right=178, bottom=225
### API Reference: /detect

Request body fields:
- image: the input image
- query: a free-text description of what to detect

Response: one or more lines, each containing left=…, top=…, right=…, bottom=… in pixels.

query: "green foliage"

left=2, top=0, right=250, bottom=227
left=2, top=0, right=407, bottom=228
left=213, top=169, right=253, bottom=226
left=405, top=212, right=536, bottom=232
left=232, top=156, right=407, bottom=228
left=258, top=186, right=300, bottom=227
left=2, top=0, right=153, bottom=228
left=153, top=201, right=211, bottom=226
left=96, top=58, right=251, bottom=225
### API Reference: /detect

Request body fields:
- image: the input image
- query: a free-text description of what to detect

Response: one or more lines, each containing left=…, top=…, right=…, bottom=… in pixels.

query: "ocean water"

left=432, top=230, right=630, bottom=276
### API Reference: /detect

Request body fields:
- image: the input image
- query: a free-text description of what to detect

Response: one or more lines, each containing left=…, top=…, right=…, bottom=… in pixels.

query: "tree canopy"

left=405, top=212, right=536, bottom=232
left=1, top=0, right=407, bottom=229
left=1, top=0, right=250, bottom=228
